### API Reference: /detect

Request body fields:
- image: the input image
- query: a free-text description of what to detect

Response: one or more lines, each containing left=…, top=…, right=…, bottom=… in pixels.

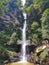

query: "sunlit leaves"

left=41, top=8, right=49, bottom=39
left=33, top=0, right=49, bottom=8
left=41, top=8, right=49, bottom=23
left=33, top=0, right=43, bottom=8
left=5, top=0, right=10, bottom=3
left=31, top=21, right=39, bottom=29
left=25, top=4, right=33, bottom=15
left=0, top=0, right=10, bottom=15
left=15, top=0, right=21, bottom=8
left=40, top=48, right=48, bottom=60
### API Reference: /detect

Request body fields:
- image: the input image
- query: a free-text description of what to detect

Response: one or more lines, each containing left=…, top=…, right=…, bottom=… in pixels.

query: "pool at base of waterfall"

left=5, top=61, right=34, bottom=65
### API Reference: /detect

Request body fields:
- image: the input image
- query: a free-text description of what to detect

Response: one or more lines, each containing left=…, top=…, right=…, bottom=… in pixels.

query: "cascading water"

left=21, top=12, right=27, bottom=61
left=20, top=0, right=27, bottom=62
left=21, top=0, right=26, bottom=7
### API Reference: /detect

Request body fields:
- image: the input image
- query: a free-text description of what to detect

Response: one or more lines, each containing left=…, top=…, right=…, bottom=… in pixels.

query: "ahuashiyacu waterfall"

left=20, top=0, right=27, bottom=61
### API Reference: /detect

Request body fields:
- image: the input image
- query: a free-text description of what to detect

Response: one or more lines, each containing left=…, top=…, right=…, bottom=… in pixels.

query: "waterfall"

left=21, top=0, right=26, bottom=7
left=21, top=12, right=27, bottom=61
left=20, top=0, right=27, bottom=62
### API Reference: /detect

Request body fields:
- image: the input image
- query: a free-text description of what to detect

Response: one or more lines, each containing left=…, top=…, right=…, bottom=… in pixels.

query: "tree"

left=27, top=21, right=41, bottom=45
left=15, top=0, right=21, bottom=8
left=0, top=0, right=4, bottom=15
left=26, top=0, right=33, bottom=6
left=33, top=0, right=49, bottom=12
left=0, top=0, right=10, bottom=15
left=0, top=31, right=10, bottom=46
left=41, top=8, right=49, bottom=39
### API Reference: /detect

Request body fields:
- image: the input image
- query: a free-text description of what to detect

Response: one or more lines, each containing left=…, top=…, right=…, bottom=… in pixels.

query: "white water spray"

left=20, top=0, right=27, bottom=62
left=21, top=0, right=26, bottom=7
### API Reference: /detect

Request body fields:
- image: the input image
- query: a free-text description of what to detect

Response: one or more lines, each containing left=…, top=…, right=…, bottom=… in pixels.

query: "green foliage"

left=31, top=21, right=39, bottom=29
left=0, top=1, right=4, bottom=15
left=30, top=21, right=41, bottom=44
left=33, top=0, right=49, bottom=13
left=33, top=0, right=49, bottom=8
left=0, top=31, right=10, bottom=45
left=41, top=8, right=49, bottom=39
left=31, top=21, right=40, bottom=37
left=41, top=8, right=49, bottom=23
left=0, top=0, right=10, bottom=15
left=0, top=2, right=3, bottom=8
left=33, top=0, right=43, bottom=8
left=15, top=0, right=21, bottom=8
left=40, top=48, right=48, bottom=60
left=25, top=4, right=33, bottom=15
left=0, top=0, right=49, bottom=63
left=5, top=0, right=10, bottom=3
